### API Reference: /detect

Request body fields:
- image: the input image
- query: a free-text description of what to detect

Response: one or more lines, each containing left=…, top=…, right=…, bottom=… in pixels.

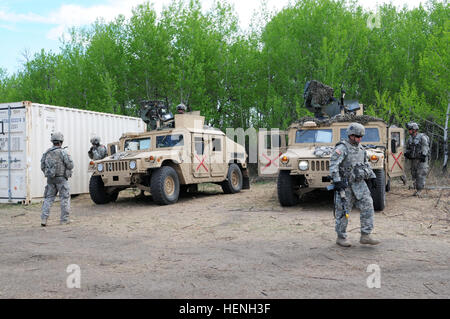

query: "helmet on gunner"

left=50, top=132, right=64, bottom=143
left=347, top=123, right=365, bottom=137
left=90, top=136, right=101, bottom=145
left=176, top=103, right=187, bottom=113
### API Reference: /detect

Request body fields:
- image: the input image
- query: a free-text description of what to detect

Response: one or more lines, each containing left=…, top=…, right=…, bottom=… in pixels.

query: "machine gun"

left=303, top=80, right=361, bottom=118
left=139, top=100, right=174, bottom=131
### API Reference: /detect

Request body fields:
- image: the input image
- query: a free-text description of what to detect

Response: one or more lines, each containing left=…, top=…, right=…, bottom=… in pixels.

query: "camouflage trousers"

left=335, top=184, right=374, bottom=239
left=410, top=160, right=428, bottom=191
left=41, top=177, right=71, bottom=222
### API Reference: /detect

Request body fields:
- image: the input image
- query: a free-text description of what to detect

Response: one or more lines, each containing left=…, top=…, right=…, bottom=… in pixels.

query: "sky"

left=0, top=0, right=428, bottom=75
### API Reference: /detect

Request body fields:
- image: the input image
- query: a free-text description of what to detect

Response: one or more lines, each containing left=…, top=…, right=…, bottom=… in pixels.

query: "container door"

left=0, top=106, right=27, bottom=202
left=192, top=134, right=210, bottom=178
left=210, top=135, right=226, bottom=177
left=387, top=127, right=405, bottom=177
left=258, top=129, right=286, bottom=177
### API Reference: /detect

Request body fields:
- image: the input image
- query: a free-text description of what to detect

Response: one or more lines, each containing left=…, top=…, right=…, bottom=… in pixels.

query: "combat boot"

left=60, top=219, right=72, bottom=225
left=336, top=237, right=352, bottom=247
left=360, top=234, right=380, bottom=245
left=41, top=219, right=47, bottom=227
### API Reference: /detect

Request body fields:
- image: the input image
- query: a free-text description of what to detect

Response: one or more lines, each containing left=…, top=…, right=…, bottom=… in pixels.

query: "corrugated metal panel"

left=0, top=101, right=145, bottom=203
left=0, top=103, right=27, bottom=202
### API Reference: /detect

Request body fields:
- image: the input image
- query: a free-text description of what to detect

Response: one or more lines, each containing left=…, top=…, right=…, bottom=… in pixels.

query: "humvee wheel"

left=222, top=164, right=243, bottom=194
left=89, top=175, right=112, bottom=205
left=277, top=170, right=299, bottom=207
left=370, top=169, right=386, bottom=211
left=151, top=166, right=180, bottom=205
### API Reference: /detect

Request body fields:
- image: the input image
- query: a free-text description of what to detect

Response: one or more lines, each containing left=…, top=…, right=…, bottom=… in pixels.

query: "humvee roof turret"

left=89, top=101, right=250, bottom=205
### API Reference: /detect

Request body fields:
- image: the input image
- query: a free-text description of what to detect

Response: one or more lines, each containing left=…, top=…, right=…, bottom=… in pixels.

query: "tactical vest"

left=337, top=140, right=371, bottom=183
left=407, top=133, right=429, bottom=159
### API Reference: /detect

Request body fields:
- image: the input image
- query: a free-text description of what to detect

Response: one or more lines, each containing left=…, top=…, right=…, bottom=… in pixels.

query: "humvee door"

left=107, top=142, right=119, bottom=156
left=192, top=134, right=211, bottom=178
left=387, top=127, right=405, bottom=177
left=258, top=129, right=287, bottom=177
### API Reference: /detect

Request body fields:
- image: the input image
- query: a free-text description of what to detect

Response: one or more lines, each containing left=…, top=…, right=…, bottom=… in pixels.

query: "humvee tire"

left=277, top=170, right=299, bottom=206
left=89, top=175, right=112, bottom=204
left=370, top=169, right=386, bottom=211
left=222, top=163, right=243, bottom=194
left=151, top=166, right=180, bottom=205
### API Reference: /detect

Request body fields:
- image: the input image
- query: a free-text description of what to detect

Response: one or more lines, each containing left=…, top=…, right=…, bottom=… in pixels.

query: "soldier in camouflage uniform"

left=329, top=123, right=380, bottom=247
left=404, top=122, right=429, bottom=196
left=88, top=136, right=108, bottom=160
left=40, top=132, right=74, bottom=226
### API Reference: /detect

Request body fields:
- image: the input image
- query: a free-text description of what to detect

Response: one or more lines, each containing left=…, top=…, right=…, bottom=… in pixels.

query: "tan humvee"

left=89, top=112, right=249, bottom=205
left=258, top=107, right=405, bottom=211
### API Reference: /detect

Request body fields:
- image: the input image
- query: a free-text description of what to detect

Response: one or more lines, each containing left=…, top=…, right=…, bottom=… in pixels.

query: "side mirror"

left=391, top=139, right=397, bottom=154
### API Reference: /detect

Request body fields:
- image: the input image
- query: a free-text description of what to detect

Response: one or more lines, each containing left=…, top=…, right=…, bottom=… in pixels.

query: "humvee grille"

left=310, top=160, right=330, bottom=172
left=105, top=161, right=129, bottom=172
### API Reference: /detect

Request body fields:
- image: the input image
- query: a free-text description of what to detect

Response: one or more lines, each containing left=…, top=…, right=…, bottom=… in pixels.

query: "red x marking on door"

left=261, top=152, right=283, bottom=172
left=390, top=152, right=403, bottom=171
left=195, top=154, right=208, bottom=172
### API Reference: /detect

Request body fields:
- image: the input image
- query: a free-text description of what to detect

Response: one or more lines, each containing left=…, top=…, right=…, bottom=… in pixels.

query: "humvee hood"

left=283, top=146, right=334, bottom=159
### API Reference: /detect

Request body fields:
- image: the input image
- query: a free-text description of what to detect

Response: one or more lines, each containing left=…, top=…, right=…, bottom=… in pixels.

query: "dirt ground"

left=0, top=176, right=449, bottom=299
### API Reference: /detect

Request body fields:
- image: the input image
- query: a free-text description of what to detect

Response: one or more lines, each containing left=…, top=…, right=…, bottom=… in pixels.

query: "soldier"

left=329, top=123, right=380, bottom=247
left=404, top=122, right=429, bottom=196
left=88, top=136, right=108, bottom=160
left=176, top=103, right=187, bottom=114
left=40, top=132, right=74, bottom=226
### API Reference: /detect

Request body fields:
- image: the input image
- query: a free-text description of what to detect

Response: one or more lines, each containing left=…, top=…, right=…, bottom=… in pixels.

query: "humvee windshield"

left=295, top=129, right=332, bottom=143
left=156, top=134, right=184, bottom=148
left=340, top=128, right=380, bottom=142
left=124, top=137, right=151, bottom=151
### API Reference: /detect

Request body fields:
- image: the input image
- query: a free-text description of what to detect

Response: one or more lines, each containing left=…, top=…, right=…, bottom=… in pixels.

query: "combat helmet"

left=176, top=103, right=187, bottom=112
left=90, top=136, right=101, bottom=145
left=347, top=123, right=365, bottom=137
left=407, top=122, right=419, bottom=130
left=50, top=132, right=64, bottom=143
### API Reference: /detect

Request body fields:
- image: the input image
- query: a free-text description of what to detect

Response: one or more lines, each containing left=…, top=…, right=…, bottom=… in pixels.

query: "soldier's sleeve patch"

left=335, top=149, right=341, bottom=155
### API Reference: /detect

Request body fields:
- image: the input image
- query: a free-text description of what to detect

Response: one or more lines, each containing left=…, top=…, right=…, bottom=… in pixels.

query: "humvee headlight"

left=97, top=163, right=104, bottom=172
left=129, top=160, right=137, bottom=170
left=298, top=161, right=308, bottom=171
left=281, top=155, right=289, bottom=164
left=370, top=155, right=379, bottom=163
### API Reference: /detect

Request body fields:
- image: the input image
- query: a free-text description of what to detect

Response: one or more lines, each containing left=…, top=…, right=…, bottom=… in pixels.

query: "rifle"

left=327, top=183, right=349, bottom=220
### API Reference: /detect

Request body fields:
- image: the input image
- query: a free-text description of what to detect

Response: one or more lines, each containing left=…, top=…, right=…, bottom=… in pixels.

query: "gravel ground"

left=0, top=180, right=449, bottom=299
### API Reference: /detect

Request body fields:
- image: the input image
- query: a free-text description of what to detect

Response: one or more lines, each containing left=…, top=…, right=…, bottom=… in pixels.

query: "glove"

left=404, top=151, right=411, bottom=159
left=366, top=178, right=377, bottom=189
left=420, top=154, right=426, bottom=162
left=333, top=181, right=347, bottom=191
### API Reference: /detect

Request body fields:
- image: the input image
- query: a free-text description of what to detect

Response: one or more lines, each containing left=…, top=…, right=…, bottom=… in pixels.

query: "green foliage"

left=0, top=0, right=447, bottom=131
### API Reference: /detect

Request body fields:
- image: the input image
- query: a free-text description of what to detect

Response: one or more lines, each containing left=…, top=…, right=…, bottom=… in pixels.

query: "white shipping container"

left=0, top=101, right=145, bottom=204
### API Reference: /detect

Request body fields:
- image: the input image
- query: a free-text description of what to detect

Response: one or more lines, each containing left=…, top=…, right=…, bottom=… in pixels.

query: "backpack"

left=41, top=147, right=59, bottom=178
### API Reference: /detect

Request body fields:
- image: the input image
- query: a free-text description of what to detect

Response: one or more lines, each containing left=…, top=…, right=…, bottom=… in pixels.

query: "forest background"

left=0, top=0, right=448, bottom=159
